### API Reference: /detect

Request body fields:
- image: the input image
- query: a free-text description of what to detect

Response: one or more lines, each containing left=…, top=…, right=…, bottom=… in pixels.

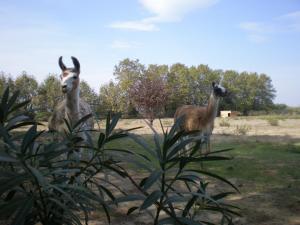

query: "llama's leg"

left=206, top=135, right=211, bottom=154
left=199, top=132, right=206, bottom=155
left=180, top=136, right=188, bottom=156
left=77, top=131, right=91, bottom=160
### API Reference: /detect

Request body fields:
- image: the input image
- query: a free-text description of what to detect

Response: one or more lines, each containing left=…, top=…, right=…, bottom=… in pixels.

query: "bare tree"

left=129, top=74, right=168, bottom=125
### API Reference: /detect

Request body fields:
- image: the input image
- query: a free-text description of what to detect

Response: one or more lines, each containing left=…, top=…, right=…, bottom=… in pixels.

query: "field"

left=89, top=116, right=300, bottom=225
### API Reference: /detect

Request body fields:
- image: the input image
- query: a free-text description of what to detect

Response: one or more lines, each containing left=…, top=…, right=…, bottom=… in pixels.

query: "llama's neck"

left=65, top=87, right=80, bottom=124
left=205, top=93, right=220, bottom=123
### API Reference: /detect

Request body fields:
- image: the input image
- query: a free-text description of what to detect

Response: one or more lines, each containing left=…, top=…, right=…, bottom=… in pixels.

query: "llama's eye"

left=73, top=76, right=77, bottom=79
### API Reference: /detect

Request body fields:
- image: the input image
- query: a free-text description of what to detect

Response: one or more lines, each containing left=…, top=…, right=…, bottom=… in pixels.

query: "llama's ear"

left=212, top=82, right=216, bottom=88
left=58, top=56, right=67, bottom=71
left=71, top=56, right=80, bottom=72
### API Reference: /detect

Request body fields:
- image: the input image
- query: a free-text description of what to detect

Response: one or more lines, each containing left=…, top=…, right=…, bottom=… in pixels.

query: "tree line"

left=0, top=58, right=278, bottom=120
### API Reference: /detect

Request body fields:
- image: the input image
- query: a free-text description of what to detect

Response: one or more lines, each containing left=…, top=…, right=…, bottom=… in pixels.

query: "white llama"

left=48, top=56, right=94, bottom=153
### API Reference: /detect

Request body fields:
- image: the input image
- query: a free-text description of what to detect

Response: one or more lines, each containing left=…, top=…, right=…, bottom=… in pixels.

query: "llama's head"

left=212, top=82, right=227, bottom=97
left=58, top=56, right=80, bottom=94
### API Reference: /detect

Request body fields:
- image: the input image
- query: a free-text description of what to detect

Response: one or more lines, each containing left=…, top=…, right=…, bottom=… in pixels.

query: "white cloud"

left=140, top=0, right=218, bottom=22
left=109, top=0, right=218, bottom=31
left=240, top=10, right=300, bottom=43
left=111, top=40, right=142, bottom=49
left=109, top=20, right=158, bottom=31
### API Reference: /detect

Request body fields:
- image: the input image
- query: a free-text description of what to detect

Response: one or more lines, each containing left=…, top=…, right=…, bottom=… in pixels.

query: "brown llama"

left=174, top=82, right=228, bottom=154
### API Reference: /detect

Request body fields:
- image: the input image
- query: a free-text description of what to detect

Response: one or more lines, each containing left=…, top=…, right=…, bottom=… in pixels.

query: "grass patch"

left=206, top=142, right=300, bottom=190
left=108, top=135, right=300, bottom=193
left=266, top=118, right=279, bottom=126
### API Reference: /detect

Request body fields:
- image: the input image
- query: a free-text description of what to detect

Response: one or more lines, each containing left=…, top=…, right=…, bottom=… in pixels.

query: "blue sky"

left=0, top=0, right=299, bottom=106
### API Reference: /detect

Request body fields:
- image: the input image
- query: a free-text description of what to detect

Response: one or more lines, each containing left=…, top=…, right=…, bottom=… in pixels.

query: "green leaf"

left=4, top=190, right=17, bottom=201
left=106, top=132, right=128, bottom=142
left=142, top=170, right=162, bottom=191
left=140, top=190, right=162, bottom=210
left=211, top=192, right=236, bottom=201
left=108, top=113, right=121, bottom=134
left=158, top=217, right=176, bottom=225
left=101, top=203, right=111, bottom=224
left=1, top=87, right=9, bottom=112
left=186, top=169, right=240, bottom=193
left=153, top=133, right=162, bottom=162
left=164, top=195, right=185, bottom=204
left=72, top=113, right=93, bottom=130
left=206, top=148, right=234, bottom=155
left=9, top=99, right=31, bottom=114
left=128, top=133, right=157, bottom=159
left=167, top=136, right=200, bottom=160
left=49, top=185, right=78, bottom=206
left=164, top=130, right=185, bottom=153
left=182, top=194, right=198, bottom=217
left=97, top=184, right=115, bottom=202
left=21, top=125, right=37, bottom=153
left=7, top=90, right=20, bottom=111
left=0, top=152, right=17, bottom=162
left=27, top=165, right=48, bottom=187
left=0, top=174, right=29, bottom=196
left=168, top=115, right=185, bottom=139
left=63, top=118, right=72, bottom=133
left=127, top=206, right=139, bottom=215
left=11, top=197, right=33, bottom=225
left=115, top=194, right=145, bottom=204
left=48, top=197, right=81, bottom=225
left=97, top=133, right=105, bottom=148
left=177, top=174, right=200, bottom=183
left=105, top=112, right=111, bottom=136
left=0, top=197, right=26, bottom=216
left=7, top=120, right=37, bottom=131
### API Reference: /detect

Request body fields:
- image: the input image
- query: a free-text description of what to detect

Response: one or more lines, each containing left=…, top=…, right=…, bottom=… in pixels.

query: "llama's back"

left=79, top=99, right=94, bottom=130
left=174, top=105, right=208, bottom=132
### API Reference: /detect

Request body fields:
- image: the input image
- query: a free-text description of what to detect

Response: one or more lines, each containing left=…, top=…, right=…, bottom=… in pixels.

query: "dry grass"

left=93, top=117, right=300, bottom=140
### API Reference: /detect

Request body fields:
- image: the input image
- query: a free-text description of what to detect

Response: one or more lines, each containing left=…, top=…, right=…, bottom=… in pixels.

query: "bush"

left=219, top=118, right=231, bottom=127
left=35, top=111, right=52, bottom=121
left=0, top=87, right=240, bottom=225
left=267, top=118, right=279, bottom=126
left=234, top=124, right=251, bottom=135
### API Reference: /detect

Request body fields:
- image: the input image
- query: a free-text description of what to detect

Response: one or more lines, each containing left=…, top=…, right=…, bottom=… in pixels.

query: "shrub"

left=0, top=88, right=131, bottom=224
left=234, top=124, right=251, bottom=135
left=219, top=118, right=231, bottom=127
left=119, top=118, right=241, bottom=224
left=35, top=111, right=52, bottom=121
left=0, top=87, right=240, bottom=225
left=267, top=118, right=279, bottom=126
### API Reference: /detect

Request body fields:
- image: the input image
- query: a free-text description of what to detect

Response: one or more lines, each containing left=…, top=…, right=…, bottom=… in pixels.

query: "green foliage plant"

left=117, top=118, right=241, bottom=225
left=0, top=87, right=241, bottom=225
